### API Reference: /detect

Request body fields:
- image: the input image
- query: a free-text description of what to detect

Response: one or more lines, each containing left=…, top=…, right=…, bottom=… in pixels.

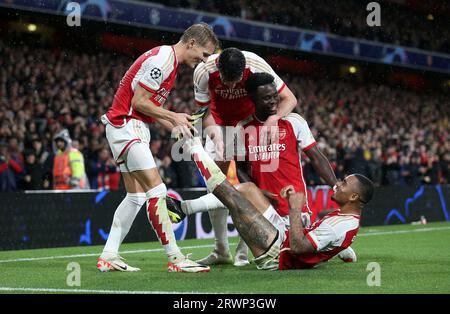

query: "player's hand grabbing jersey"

left=193, top=51, right=286, bottom=126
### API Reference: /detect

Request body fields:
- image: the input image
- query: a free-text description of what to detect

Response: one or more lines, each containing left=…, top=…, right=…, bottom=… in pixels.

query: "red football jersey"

left=105, top=45, right=177, bottom=127
left=279, top=210, right=360, bottom=270
left=193, top=51, right=286, bottom=126
left=237, top=113, right=317, bottom=216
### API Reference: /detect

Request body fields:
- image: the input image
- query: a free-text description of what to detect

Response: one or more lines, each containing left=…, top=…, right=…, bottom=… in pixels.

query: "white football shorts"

left=101, top=115, right=156, bottom=172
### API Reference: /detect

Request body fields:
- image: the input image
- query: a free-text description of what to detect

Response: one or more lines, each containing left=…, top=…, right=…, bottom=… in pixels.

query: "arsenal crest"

left=278, top=128, right=286, bottom=140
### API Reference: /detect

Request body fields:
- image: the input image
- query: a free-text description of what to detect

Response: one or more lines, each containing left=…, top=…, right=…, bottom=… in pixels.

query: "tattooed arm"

left=281, top=186, right=315, bottom=255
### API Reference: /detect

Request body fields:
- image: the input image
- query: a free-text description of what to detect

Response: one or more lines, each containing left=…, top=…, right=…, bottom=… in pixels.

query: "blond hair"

left=180, top=23, right=219, bottom=49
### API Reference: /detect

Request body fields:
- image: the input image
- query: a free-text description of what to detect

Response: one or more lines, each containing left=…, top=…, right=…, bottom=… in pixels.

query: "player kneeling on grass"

left=167, top=138, right=373, bottom=269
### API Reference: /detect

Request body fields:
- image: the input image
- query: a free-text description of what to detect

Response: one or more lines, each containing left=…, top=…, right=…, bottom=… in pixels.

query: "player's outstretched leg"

left=168, top=190, right=233, bottom=265
left=167, top=180, right=277, bottom=267
left=183, top=137, right=232, bottom=265
left=145, top=181, right=210, bottom=273
left=187, top=137, right=227, bottom=192
left=167, top=193, right=226, bottom=222
left=184, top=138, right=277, bottom=258
left=213, top=181, right=278, bottom=258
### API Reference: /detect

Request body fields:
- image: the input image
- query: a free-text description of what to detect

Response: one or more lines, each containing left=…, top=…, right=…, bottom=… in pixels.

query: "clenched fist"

left=280, top=185, right=306, bottom=210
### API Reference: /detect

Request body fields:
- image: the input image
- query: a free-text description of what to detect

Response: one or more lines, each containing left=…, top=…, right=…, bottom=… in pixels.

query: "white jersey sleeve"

left=244, top=51, right=285, bottom=92
left=285, top=113, right=316, bottom=150
left=307, top=216, right=360, bottom=251
left=133, top=46, right=175, bottom=92
left=305, top=221, right=337, bottom=251
left=193, top=59, right=214, bottom=104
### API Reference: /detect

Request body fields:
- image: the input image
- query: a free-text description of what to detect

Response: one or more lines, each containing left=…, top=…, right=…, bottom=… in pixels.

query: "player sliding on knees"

left=168, top=138, right=373, bottom=270
left=97, top=23, right=218, bottom=273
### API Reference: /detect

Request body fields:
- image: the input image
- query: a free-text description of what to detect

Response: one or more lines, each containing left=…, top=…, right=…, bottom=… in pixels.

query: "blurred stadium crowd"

left=154, top=0, right=450, bottom=53
left=0, top=40, right=449, bottom=191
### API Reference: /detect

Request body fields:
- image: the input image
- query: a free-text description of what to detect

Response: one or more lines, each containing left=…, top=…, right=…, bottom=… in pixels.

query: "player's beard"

left=331, top=193, right=344, bottom=206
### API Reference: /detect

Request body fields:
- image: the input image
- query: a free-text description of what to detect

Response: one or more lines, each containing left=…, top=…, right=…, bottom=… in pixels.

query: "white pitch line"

left=358, top=225, right=450, bottom=237
left=0, top=243, right=226, bottom=264
left=0, top=287, right=219, bottom=294
left=1, top=225, right=449, bottom=264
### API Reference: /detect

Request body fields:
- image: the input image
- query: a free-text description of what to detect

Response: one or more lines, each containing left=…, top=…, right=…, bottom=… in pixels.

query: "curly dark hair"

left=244, top=72, right=275, bottom=95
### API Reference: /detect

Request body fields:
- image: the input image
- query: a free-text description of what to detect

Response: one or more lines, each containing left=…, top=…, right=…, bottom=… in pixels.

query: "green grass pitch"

left=0, top=222, right=449, bottom=294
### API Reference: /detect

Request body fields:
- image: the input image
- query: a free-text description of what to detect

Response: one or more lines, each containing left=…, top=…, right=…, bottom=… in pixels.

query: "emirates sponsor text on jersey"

left=248, top=143, right=286, bottom=161
left=214, top=87, right=247, bottom=100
